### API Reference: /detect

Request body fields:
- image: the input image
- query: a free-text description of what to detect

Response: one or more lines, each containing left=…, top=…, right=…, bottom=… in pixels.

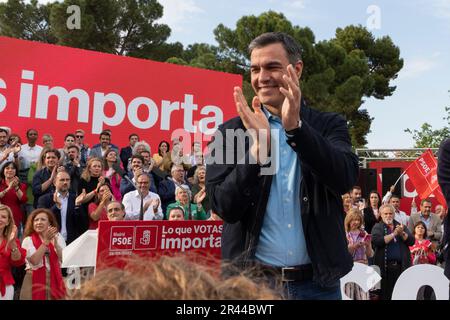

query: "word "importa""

left=0, top=70, right=223, bottom=134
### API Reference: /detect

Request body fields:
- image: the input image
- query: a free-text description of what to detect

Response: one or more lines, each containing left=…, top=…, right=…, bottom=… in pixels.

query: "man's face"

left=130, top=135, right=139, bottom=147
left=75, top=132, right=84, bottom=145
left=389, top=197, right=400, bottom=210
left=65, top=136, right=75, bottom=148
left=350, top=188, right=362, bottom=204
left=131, top=158, right=143, bottom=171
left=0, top=131, right=8, bottom=147
left=67, top=147, right=79, bottom=161
left=27, top=130, right=38, bottom=144
left=381, top=207, right=395, bottom=225
left=250, top=43, right=302, bottom=110
left=172, top=166, right=184, bottom=181
left=141, top=152, right=151, bottom=165
left=100, top=134, right=110, bottom=148
left=169, top=209, right=184, bottom=221
left=420, top=201, right=432, bottom=217
left=136, top=175, right=150, bottom=194
left=55, top=172, right=70, bottom=193
left=107, top=203, right=125, bottom=221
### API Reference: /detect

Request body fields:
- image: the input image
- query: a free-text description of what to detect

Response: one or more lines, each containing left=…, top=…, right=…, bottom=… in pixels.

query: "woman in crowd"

left=103, top=149, right=122, bottom=201
left=342, top=192, right=352, bottom=215
left=153, top=140, right=171, bottom=173
left=166, top=186, right=207, bottom=220
left=77, top=158, right=108, bottom=233
left=344, top=208, right=373, bottom=300
left=0, top=205, right=26, bottom=300
left=167, top=206, right=185, bottom=221
left=8, top=133, right=22, bottom=146
left=20, top=209, right=66, bottom=300
left=190, top=166, right=210, bottom=215
left=0, top=161, right=28, bottom=232
left=363, top=190, right=381, bottom=234
left=88, top=183, right=114, bottom=229
left=371, top=204, right=414, bottom=300
left=410, top=221, right=436, bottom=265
left=42, top=134, right=54, bottom=149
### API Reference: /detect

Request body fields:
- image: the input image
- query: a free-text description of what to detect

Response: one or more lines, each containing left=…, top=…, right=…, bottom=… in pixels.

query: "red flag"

left=405, top=149, right=446, bottom=207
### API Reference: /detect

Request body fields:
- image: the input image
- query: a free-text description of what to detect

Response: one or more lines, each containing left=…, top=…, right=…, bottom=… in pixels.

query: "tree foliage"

left=405, top=105, right=450, bottom=148
left=209, top=11, right=404, bottom=147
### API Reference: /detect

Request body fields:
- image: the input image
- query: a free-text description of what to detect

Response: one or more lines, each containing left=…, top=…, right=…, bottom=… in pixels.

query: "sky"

left=7, top=0, right=450, bottom=149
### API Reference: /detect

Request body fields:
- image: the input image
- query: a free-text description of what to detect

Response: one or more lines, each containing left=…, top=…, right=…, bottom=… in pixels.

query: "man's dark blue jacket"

left=37, top=192, right=83, bottom=245
left=437, top=138, right=450, bottom=280
left=206, top=101, right=359, bottom=287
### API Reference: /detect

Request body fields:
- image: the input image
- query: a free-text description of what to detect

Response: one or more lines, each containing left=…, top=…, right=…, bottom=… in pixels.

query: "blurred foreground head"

left=69, top=255, right=281, bottom=300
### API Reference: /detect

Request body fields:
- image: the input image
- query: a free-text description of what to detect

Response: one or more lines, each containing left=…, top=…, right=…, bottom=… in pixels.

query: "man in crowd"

left=89, top=130, right=118, bottom=159
left=37, top=171, right=85, bottom=244
left=206, top=32, right=359, bottom=299
left=437, top=138, right=450, bottom=296
left=159, top=164, right=190, bottom=215
left=350, top=186, right=363, bottom=208
left=74, top=129, right=90, bottom=168
left=0, top=127, right=20, bottom=171
left=120, top=154, right=157, bottom=197
left=122, top=173, right=163, bottom=221
left=408, top=199, right=442, bottom=247
left=64, top=145, right=83, bottom=195
left=120, top=133, right=139, bottom=173
left=382, top=185, right=409, bottom=225
left=31, top=148, right=63, bottom=208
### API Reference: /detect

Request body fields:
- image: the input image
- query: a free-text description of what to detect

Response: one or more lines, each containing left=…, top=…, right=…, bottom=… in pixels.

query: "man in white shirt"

left=122, top=173, right=163, bottom=221
left=382, top=185, right=409, bottom=225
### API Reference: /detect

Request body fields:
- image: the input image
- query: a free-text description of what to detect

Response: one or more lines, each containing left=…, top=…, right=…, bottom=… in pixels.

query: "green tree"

left=210, top=11, right=403, bottom=147
left=1, top=0, right=182, bottom=62
left=0, top=0, right=57, bottom=43
left=405, top=106, right=450, bottom=148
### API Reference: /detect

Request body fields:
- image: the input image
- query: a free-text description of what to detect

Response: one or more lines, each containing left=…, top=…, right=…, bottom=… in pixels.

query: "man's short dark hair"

left=421, top=199, right=432, bottom=206
left=68, top=145, right=80, bottom=152
left=129, top=133, right=139, bottom=140
left=65, top=133, right=76, bottom=141
left=248, top=32, right=302, bottom=64
left=131, top=154, right=144, bottom=163
left=352, top=186, right=361, bottom=191
left=100, top=131, right=111, bottom=138
left=26, top=128, right=38, bottom=136
left=0, top=128, right=9, bottom=135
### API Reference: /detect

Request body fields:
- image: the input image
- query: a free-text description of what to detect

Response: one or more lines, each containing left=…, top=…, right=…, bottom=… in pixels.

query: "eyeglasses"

left=76, top=135, right=84, bottom=138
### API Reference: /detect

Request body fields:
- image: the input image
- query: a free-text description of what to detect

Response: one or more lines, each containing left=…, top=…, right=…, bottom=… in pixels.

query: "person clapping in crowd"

left=0, top=205, right=26, bottom=300
left=31, top=148, right=63, bottom=208
left=0, top=127, right=21, bottom=171
left=103, top=149, right=123, bottom=201
left=166, top=186, right=207, bottom=221
left=344, top=208, right=373, bottom=300
left=372, top=204, right=414, bottom=300
left=88, top=183, right=114, bottom=229
left=0, top=162, right=27, bottom=234
left=190, top=166, right=210, bottom=215
left=20, top=209, right=66, bottom=300
left=122, top=173, right=163, bottom=221
left=153, top=140, right=171, bottom=174
left=410, top=221, right=436, bottom=265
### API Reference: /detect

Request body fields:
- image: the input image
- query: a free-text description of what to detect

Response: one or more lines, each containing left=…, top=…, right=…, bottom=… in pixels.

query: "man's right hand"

left=234, top=87, right=270, bottom=165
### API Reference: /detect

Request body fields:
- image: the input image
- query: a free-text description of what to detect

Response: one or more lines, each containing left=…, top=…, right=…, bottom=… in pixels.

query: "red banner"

left=404, top=149, right=446, bottom=207
left=0, top=36, right=241, bottom=152
left=96, top=220, right=222, bottom=270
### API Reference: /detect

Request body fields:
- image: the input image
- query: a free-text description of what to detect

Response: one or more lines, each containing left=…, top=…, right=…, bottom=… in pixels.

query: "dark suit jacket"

left=206, top=101, right=359, bottom=287
left=37, top=192, right=83, bottom=244
left=437, top=138, right=450, bottom=279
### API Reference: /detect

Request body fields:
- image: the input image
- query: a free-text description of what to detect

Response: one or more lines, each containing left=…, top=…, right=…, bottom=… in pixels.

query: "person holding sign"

left=206, top=32, right=359, bottom=299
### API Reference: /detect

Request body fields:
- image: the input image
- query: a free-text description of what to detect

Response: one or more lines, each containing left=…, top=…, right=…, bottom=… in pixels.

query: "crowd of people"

left=0, top=125, right=219, bottom=300
left=342, top=185, right=448, bottom=300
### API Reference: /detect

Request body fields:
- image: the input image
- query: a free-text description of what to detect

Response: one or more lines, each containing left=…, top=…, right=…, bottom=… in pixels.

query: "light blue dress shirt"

left=255, top=109, right=311, bottom=267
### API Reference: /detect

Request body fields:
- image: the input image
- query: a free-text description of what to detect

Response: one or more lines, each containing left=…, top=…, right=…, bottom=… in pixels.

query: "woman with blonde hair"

left=190, top=165, right=210, bottom=215
left=20, top=209, right=66, bottom=300
left=0, top=205, right=26, bottom=300
left=344, top=208, right=373, bottom=300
